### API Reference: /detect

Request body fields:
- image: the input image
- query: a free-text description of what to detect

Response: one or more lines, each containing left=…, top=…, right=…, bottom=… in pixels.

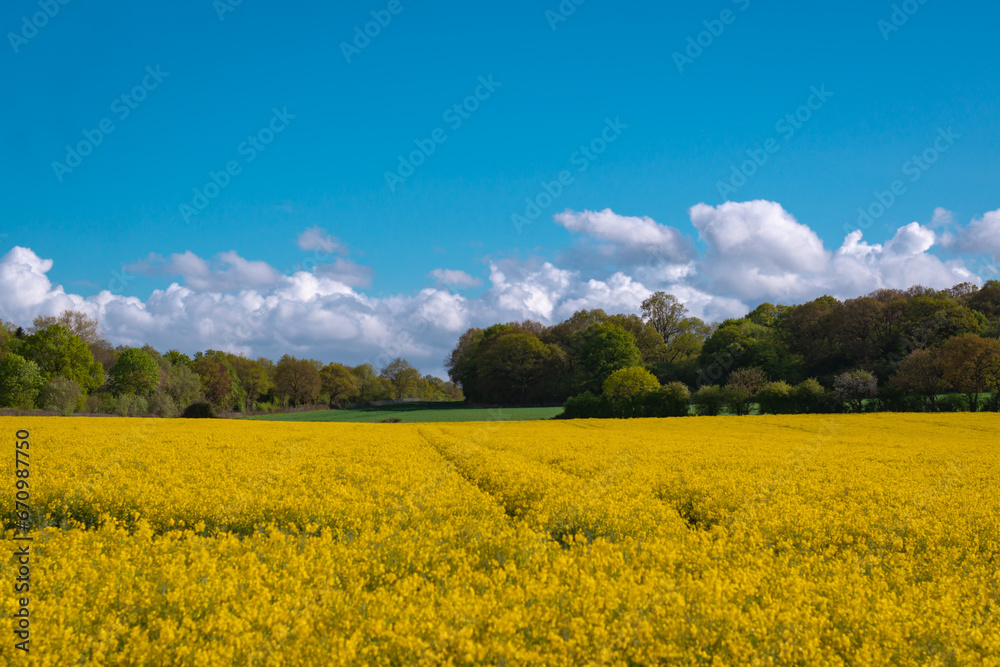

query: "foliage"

left=756, top=381, right=794, bottom=415
left=39, top=376, right=83, bottom=415
left=380, top=358, right=422, bottom=400
left=274, top=355, right=322, bottom=406
left=108, top=348, right=160, bottom=397
left=834, top=370, right=878, bottom=412
left=181, top=401, right=217, bottom=418
left=691, top=384, right=726, bottom=416
left=18, top=324, right=104, bottom=393
left=191, top=357, right=233, bottom=409
left=561, top=391, right=610, bottom=419
left=148, top=393, right=179, bottom=418
left=602, top=366, right=660, bottom=402
left=580, top=322, right=642, bottom=392
left=723, top=367, right=768, bottom=416
left=320, top=363, right=358, bottom=407
left=114, top=393, right=149, bottom=417
left=0, top=353, right=45, bottom=409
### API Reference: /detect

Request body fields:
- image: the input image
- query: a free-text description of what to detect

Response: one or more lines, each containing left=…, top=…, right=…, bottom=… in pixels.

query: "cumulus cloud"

left=690, top=201, right=977, bottom=301
left=296, top=227, right=347, bottom=254
left=4, top=203, right=997, bottom=377
left=429, top=269, right=482, bottom=289
left=956, top=209, right=1000, bottom=260
left=128, top=250, right=282, bottom=292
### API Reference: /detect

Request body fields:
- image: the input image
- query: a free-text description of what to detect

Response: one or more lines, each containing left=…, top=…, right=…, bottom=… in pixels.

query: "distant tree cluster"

left=0, top=311, right=462, bottom=417
left=446, top=282, right=1000, bottom=417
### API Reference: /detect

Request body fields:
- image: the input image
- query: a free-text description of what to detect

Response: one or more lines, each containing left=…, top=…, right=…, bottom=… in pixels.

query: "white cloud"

left=554, top=208, right=693, bottom=262
left=296, top=227, right=347, bottom=254
left=956, top=209, right=1000, bottom=260
left=128, top=250, right=281, bottom=292
left=930, top=207, right=955, bottom=228
left=429, top=268, right=482, bottom=289
left=4, top=202, right=998, bottom=377
left=689, top=201, right=977, bottom=301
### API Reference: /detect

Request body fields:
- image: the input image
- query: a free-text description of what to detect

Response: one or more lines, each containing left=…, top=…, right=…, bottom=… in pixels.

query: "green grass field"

left=245, top=401, right=564, bottom=423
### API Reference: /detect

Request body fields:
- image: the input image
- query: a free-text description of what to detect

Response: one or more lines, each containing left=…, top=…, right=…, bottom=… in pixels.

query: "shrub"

left=834, top=370, right=878, bottom=413
left=181, top=401, right=217, bottom=419
left=602, top=367, right=660, bottom=402
left=148, top=392, right=178, bottom=418
left=791, top=378, right=824, bottom=413
left=937, top=393, right=969, bottom=412
left=562, top=391, right=610, bottom=419
left=83, top=395, right=103, bottom=414
left=724, top=368, right=768, bottom=416
left=757, top=381, right=794, bottom=415
left=114, top=393, right=148, bottom=417
left=39, top=377, right=83, bottom=415
left=643, top=382, right=691, bottom=417
left=692, top=385, right=726, bottom=416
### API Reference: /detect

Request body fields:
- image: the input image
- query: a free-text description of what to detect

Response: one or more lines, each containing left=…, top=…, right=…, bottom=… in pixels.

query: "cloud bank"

left=1, top=201, right=995, bottom=377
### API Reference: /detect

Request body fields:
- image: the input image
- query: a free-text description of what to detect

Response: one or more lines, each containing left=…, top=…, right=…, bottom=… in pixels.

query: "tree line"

left=445, top=281, right=1000, bottom=417
left=0, top=312, right=462, bottom=416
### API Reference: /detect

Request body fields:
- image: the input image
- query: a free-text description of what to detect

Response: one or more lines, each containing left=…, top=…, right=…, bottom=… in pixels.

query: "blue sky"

left=2, top=0, right=999, bottom=376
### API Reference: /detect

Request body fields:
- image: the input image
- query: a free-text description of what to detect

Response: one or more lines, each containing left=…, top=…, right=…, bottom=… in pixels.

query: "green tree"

left=580, top=322, right=642, bottom=392
left=230, top=355, right=271, bottom=412
left=320, top=363, right=358, bottom=406
left=723, top=367, right=768, bottom=416
left=691, top=385, right=726, bottom=416
left=0, top=354, right=45, bottom=408
left=641, top=292, right=688, bottom=344
left=602, top=366, right=660, bottom=402
left=939, top=334, right=1000, bottom=412
left=889, top=348, right=947, bottom=410
left=108, top=348, right=160, bottom=397
left=191, top=357, right=233, bottom=410
left=39, top=377, right=83, bottom=415
left=834, top=370, right=878, bottom=413
left=275, top=355, right=322, bottom=406
left=18, top=325, right=104, bottom=393
left=476, top=333, right=551, bottom=404
left=380, top=358, right=421, bottom=400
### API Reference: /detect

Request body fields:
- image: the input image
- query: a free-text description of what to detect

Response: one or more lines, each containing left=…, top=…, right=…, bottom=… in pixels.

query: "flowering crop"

left=2, top=414, right=999, bottom=665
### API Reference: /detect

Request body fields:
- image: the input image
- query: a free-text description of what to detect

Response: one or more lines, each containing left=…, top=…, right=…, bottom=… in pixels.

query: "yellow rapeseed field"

left=1, top=414, right=999, bottom=665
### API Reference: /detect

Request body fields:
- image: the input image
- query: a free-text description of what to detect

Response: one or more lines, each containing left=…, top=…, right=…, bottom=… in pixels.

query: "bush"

left=757, top=381, right=794, bottom=415
left=148, top=392, right=178, bottom=418
left=39, top=377, right=83, bottom=415
left=643, top=382, right=691, bottom=417
left=834, top=370, right=878, bottom=413
left=692, top=385, right=726, bottom=416
left=83, top=395, right=103, bottom=414
left=876, top=385, right=922, bottom=413
left=602, top=366, right=660, bottom=402
left=937, top=393, right=969, bottom=412
left=561, top=391, right=610, bottom=419
left=114, top=393, right=148, bottom=417
left=181, top=401, right=217, bottom=419
left=792, top=378, right=828, bottom=413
